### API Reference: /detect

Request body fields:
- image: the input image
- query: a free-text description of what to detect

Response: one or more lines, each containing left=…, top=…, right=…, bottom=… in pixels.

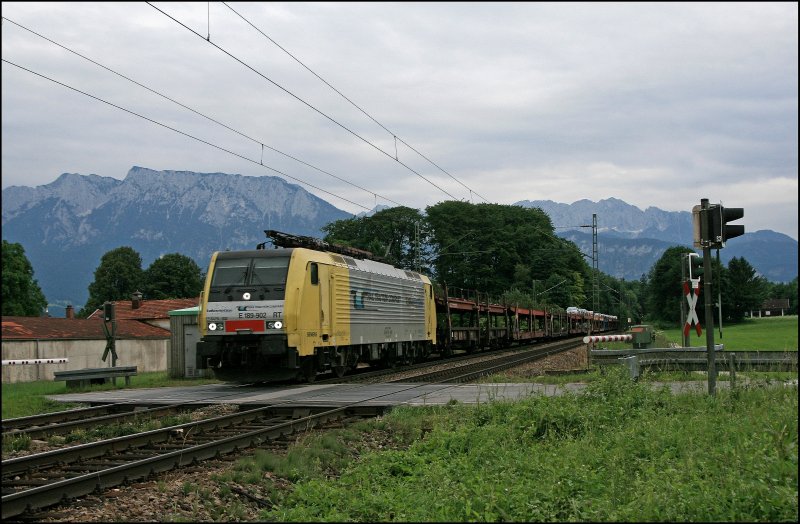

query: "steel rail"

left=2, top=404, right=128, bottom=431
left=1, top=405, right=375, bottom=519
left=326, top=336, right=589, bottom=385
left=3, top=335, right=590, bottom=518
left=2, top=404, right=187, bottom=440
left=390, top=339, right=583, bottom=384
left=317, top=347, right=518, bottom=385
left=3, top=384, right=273, bottom=439
left=3, top=405, right=289, bottom=476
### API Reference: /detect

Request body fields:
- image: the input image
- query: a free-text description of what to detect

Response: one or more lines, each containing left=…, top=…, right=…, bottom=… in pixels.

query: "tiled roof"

left=762, top=299, right=790, bottom=309
left=86, top=297, right=199, bottom=321
left=1, top=317, right=170, bottom=340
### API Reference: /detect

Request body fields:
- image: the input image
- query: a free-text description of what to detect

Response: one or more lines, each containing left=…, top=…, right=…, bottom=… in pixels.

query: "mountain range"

left=2, top=167, right=350, bottom=315
left=2, top=168, right=796, bottom=316
left=516, top=198, right=798, bottom=283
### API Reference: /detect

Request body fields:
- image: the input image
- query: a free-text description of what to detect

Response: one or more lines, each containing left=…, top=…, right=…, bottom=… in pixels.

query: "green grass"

left=1, top=380, right=83, bottom=420
left=583, top=316, right=798, bottom=383
left=253, top=369, right=797, bottom=522
left=658, top=315, right=798, bottom=351
left=4, top=318, right=797, bottom=520
left=596, top=316, right=798, bottom=352
left=481, top=370, right=601, bottom=385
left=1, top=371, right=220, bottom=419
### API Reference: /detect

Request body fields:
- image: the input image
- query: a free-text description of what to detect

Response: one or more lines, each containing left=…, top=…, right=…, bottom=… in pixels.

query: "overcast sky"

left=2, top=2, right=797, bottom=239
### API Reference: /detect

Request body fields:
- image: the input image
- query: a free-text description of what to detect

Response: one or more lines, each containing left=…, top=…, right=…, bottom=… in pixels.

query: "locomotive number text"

left=239, top=312, right=268, bottom=319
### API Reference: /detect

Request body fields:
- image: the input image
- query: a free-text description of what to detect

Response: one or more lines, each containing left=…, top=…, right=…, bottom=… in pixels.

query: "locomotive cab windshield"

left=208, top=251, right=290, bottom=301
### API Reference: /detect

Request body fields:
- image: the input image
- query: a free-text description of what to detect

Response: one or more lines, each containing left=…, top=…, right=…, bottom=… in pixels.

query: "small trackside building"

left=1, top=316, right=170, bottom=383
left=2, top=295, right=200, bottom=383
left=167, top=306, right=202, bottom=379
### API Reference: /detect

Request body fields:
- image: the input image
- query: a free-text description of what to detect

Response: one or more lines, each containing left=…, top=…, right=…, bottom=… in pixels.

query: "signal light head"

left=721, top=207, right=744, bottom=244
left=702, top=203, right=745, bottom=248
left=688, top=253, right=703, bottom=289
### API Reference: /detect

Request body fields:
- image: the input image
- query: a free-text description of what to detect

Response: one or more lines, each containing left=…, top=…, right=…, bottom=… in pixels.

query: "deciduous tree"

left=2, top=240, right=47, bottom=316
left=646, top=246, right=695, bottom=325
left=80, top=246, right=144, bottom=316
left=144, top=253, right=203, bottom=300
left=323, top=206, right=427, bottom=270
left=722, top=256, right=768, bottom=322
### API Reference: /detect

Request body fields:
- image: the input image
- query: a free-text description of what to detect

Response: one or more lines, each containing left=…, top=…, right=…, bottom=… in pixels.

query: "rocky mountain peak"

left=2, top=167, right=351, bottom=309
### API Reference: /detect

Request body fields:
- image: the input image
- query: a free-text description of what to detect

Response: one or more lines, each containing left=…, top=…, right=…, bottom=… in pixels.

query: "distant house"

left=86, top=293, right=199, bottom=330
left=2, top=294, right=199, bottom=383
left=751, top=298, right=792, bottom=318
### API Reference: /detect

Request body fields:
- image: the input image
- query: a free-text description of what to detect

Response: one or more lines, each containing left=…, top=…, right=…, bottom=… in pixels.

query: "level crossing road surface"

left=45, top=380, right=744, bottom=409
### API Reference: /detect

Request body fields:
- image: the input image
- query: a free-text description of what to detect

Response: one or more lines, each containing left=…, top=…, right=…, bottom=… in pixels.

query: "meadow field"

left=658, top=315, right=798, bottom=351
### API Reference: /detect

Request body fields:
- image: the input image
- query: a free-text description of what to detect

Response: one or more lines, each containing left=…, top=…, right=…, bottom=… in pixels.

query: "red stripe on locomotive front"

left=225, top=319, right=265, bottom=332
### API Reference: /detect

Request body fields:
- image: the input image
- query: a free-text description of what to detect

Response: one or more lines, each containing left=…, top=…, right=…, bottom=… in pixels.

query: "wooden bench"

left=53, top=366, right=138, bottom=389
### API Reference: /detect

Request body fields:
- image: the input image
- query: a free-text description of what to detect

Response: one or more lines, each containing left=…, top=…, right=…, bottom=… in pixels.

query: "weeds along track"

left=2, top=405, right=188, bottom=441
left=0, top=381, right=368, bottom=448
left=1, top=386, right=274, bottom=441
left=2, top=337, right=585, bottom=518
left=2, top=404, right=379, bottom=519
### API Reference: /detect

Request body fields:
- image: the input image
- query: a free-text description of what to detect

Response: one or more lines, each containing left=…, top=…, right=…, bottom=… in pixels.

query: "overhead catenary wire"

left=1, top=58, right=372, bottom=212
left=1, top=16, right=404, bottom=209
left=147, top=2, right=459, bottom=201
left=221, top=2, right=489, bottom=204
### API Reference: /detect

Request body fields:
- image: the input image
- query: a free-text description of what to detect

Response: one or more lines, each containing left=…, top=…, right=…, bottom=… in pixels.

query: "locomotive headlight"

left=208, top=322, right=218, bottom=331
left=273, top=321, right=283, bottom=329
left=243, top=292, right=251, bottom=300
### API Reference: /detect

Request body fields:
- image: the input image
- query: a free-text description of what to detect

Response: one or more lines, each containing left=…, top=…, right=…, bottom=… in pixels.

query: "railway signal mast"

left=692, top=198, right=745, bottom=396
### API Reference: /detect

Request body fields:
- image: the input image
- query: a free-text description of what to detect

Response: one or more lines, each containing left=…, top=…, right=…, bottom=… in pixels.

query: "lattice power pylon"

left=591, top=213, right=599, bottom=314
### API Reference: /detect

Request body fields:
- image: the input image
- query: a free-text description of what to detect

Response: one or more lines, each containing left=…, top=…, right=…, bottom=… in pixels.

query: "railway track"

left=318, top=336, right=588, bottom=385
left=314, top=348, right=504, bottom=385
left=2, top=404, right=188, bottom=440
left=2, top=385, right=274, bottom=441
left=390, top=338, right=584, bottom=383
left=2, top=404, right=379, bottom=519
left=3, top=338, right=585, bottom=519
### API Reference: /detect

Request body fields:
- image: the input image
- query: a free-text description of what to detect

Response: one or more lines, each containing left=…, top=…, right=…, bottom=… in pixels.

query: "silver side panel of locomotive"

left=337, top=255, right=427, bottom=344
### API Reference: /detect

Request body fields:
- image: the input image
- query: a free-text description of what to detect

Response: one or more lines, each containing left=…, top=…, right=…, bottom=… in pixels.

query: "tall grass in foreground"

left=253, top=369, right=797, bottom=522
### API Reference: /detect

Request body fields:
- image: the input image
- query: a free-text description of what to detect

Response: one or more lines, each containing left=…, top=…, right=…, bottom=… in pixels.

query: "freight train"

left=195, top=231, right=618, bottom=383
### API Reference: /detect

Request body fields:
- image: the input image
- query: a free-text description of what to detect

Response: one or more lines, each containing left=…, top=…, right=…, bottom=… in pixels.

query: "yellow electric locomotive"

left=196, top=233, right=437, bottom=382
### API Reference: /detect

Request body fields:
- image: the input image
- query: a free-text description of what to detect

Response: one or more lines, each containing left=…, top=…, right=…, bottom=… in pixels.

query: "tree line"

left=1, top=240, right=203, bottom=317
left=2, top=202, right=797, bottom=325
left=321, top=203, right=796, bottom=326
